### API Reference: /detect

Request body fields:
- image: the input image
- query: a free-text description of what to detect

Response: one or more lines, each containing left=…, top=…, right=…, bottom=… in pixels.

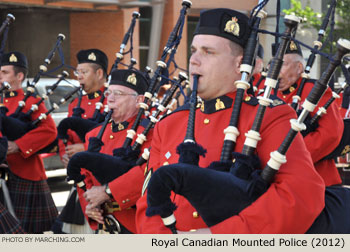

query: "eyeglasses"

left=104, top=89, right=137, bottom=97
left=74, top=69, right=90, bottom=76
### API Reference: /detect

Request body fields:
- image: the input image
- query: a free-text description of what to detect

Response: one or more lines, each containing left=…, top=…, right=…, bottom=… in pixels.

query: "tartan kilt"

left=0, top=202, right=25, bottom=234
left=7, top=173, right=58, bottom=233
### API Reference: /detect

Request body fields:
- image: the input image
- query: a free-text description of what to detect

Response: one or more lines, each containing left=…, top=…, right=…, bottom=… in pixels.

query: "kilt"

left=7, top=173, right=58, bottom=233
left=0, top=202, right=25, bottom=234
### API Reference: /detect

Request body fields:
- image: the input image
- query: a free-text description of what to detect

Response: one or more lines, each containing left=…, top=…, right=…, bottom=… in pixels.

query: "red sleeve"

left=58, top=100, right=84, bottom=160
left=15, top=100, right=57, bottom=158
left=108, top=128, right=154, bottom=209
left=304, top=87, right=344, bottom=162
left=76, top=168, right=99, bottom=231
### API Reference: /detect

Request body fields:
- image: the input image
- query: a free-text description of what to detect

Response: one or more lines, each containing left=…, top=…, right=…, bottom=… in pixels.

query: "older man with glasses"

left=75, top=68, right=152, bottom=234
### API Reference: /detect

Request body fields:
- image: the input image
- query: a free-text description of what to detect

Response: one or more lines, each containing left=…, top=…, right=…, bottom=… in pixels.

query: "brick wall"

left=70, top=8, right=140, bottom=73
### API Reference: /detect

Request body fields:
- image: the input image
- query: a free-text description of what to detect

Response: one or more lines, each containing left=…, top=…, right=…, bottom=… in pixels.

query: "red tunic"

left=136, top=92, right=325, bottom=233
left=58, top=88, right=107, bottom=159
left=3, top=89, right=57, bottom=181
left=77, top=115, right=153, bottom=233
left=277, top=78, right=343, bottom=186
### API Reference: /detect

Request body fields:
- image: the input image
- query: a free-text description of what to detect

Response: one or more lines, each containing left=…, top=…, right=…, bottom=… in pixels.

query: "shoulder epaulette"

left=269, top=94, right=286, bottom=107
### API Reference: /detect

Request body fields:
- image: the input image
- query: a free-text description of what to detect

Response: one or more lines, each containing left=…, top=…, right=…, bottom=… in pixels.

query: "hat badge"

left=88, top=52, right=97, bottom=61
left=126, top=73, right=137, bottom=85
left=289, top=41, right=297, bottom=51
left=224, top=17, right=240, bottom=37
left=9, top=54, right=18, bottom=63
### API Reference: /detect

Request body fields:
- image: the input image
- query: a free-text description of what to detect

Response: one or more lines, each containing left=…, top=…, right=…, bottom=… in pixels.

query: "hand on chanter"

left=84, top=185, right=110, bottom=208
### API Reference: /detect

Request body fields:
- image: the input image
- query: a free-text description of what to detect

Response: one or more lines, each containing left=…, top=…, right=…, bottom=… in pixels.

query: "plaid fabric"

left=0, top=202, right=25, bottom=234
left=7, top=173, right=58, bottom=233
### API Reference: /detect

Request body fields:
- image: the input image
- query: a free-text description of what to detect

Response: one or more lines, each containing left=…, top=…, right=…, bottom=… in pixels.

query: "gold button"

left=126, top=199, right=130, bottom=202
left=83, top=114, right=87, bottom=118
left=244, top=96, right=251, bottom=102
left=193, top=211, right=199, bottom=218
left=109, top=135, right=114, bottom=139
left=5, top=99, right=8, bottom=102
left=88, top=102, right=91, bottom=105
left=204, top=118, right=210, bottom=124
left=122, top=200, right=126, bottom=204
left=163, top=161, right=169, bottom=166
left=26, top=151, right=30, bottom=154
left=29, top=149, right=32, bottom=152
left=283, top=95, right=286, bottom=99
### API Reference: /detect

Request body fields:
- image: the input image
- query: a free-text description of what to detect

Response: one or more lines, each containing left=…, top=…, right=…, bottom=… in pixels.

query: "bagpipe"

left=66, top=0, right=192, bottom=187
left=147, top=38, right=350, bottom=233
left=65, top=1, right=192, bottom=234
left=145, top=1, right=300, bottom=231
left=122, top=0, right=192, bottom=150
left=12, top=34, right=66, bottom=118
left=290, top=0, right=337, bottom=111
left=133, top=72, right=189, bottom=166
left=65, top=0, right=192, bottom=170
left=0, top=82, right=11, bottom=93
left=0, top=71, right=75, bottom=153
left=0, top=14, right=15, bottom=37
left=145, top=0, right=350, bottom=233
left=57, top=11, right=141, bottom=147
left=0, top=32, right=76, bottom=154
left=133, top=75, right=190, bottom=168
left=0, top=13, right=15, bottom=59
left=318, top=66, right=350, bottom=160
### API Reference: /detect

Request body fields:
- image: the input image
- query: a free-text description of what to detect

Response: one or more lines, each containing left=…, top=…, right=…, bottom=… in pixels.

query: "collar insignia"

left=224, top=17, right=240, bottom=37
left=9, top=54, right=17, bottom=62
left=200, top=102, right=205, bottom=112
left=282, top=83, right=298, bottom=95
left=126, top=73, right=137, bottom=85
left=118, top=123, right=124, bottom=131
left=215, top=98, right=225, bottom=111
left=4, top=90, right=18, bottom=98
left=201, top=95, right=233, bottom=114
left=88, top=90, right=102, bottom=99
left=111, top=121, right=129, bottom=133
left=290, top=41, right=297, bottom=51
left=88, top=52, right=97, bottom=61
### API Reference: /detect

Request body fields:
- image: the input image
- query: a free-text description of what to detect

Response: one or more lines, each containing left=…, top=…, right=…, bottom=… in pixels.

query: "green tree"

left=283, top=0, right=350, bottom=46
left=283, top=0, right=322, bottom=29
left=283, top=0, right=350, bottom=78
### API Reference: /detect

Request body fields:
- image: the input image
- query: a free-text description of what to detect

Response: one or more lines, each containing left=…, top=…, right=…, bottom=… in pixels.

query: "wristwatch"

left=104, top=184, right=113, bottom=199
